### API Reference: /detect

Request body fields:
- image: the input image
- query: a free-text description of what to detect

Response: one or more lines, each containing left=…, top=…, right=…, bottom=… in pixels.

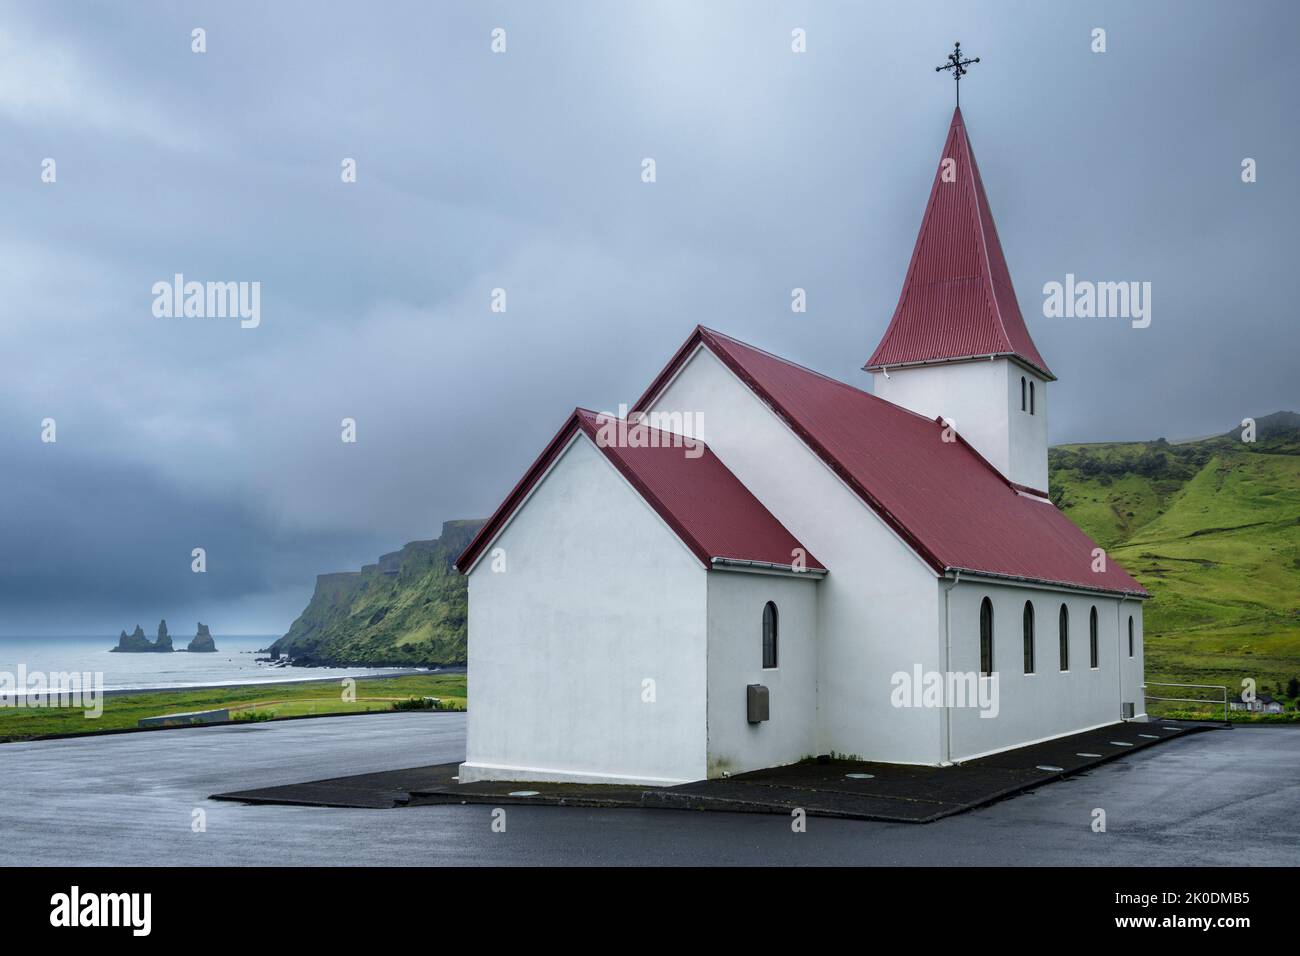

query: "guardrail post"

left=1141, top=681, right=1231, bottom=725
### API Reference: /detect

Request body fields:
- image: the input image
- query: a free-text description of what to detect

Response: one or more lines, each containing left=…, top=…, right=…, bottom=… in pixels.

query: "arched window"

left=1089, top=606, right=1099, bottom=668
left=979, top=597, right=994, bottom=676
left=1128, top=616, right=1134, bottom=657
left=1023, top=601, right=1035, bottom=674
left=1020, top=376, right=1027, bottom=411
left=1029, top=381, right=1036, bottom=415
left=1058, top=604, right=1069, bottom=671
left=762, top=602, right=778, bottom=669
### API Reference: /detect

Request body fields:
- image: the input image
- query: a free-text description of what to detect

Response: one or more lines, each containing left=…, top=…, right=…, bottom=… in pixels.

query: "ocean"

left=0, top=635, right=422, bottom=692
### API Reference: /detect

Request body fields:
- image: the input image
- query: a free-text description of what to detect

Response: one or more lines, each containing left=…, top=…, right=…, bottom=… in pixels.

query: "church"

left=454, top=105, right=1150, bottom=786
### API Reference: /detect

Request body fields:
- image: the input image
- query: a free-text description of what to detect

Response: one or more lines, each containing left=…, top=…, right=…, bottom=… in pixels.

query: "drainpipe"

left=1117, top=595, right=1128, bottom=719
left=941, top=569, right=961, bottom=765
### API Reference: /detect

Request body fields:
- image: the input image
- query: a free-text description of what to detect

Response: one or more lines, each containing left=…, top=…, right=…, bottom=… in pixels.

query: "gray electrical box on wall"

left=747, top=684, right=769, bottom=723
left=1122, top=702, right=1135, bottom=719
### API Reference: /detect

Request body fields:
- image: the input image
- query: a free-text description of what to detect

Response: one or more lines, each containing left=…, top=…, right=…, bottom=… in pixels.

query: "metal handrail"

left=1142, top=681, right=1229, bottom=723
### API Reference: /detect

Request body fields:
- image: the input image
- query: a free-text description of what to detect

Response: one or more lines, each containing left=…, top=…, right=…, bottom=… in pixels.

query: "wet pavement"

left=3, top=712, right=1297, bottom=866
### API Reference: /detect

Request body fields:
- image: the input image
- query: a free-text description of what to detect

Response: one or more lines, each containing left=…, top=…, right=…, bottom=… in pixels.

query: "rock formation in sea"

left=187, top=622, right=217, bottom=653
left=111, top=621, right=176, bottom=652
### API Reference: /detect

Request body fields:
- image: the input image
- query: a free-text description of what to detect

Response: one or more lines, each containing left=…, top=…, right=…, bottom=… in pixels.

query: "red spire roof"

left=865, top=107, right=1054, bottom=380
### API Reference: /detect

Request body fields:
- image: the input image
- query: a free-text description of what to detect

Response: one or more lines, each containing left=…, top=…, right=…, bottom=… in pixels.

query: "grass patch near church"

left=1050, top=414, right=1300, bottom=715
left=0, top=673, right=466, bottom=742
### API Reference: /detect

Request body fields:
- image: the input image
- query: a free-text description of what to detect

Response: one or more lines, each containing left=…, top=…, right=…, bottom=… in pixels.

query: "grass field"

left=1050, top=414, right=1300, bottom=719
left=0, top=673, right=466, bottom=742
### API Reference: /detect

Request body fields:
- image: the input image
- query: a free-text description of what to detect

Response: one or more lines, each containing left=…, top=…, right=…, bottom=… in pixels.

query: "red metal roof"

left=636, top=327, right=1146, bottom=597
left=455, top=408, right=825, bottom=575
left=865, top=107, right=1055, bottom=380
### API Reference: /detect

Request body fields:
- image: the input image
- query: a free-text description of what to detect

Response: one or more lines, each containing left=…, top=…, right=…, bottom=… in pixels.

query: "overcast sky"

left=1, top=0, right=1295, bottom=635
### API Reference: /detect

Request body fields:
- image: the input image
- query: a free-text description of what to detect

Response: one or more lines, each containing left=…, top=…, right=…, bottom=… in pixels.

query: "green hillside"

left=1049, top=412, right=1300, bottom=703
left=271, top=519, right=484, bottom=667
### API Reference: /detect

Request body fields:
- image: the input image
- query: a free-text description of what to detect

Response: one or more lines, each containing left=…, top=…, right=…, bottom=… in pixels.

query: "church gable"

left=460, top=429, right=711, bottom=786
left=456, top=408, right=823, bottom=576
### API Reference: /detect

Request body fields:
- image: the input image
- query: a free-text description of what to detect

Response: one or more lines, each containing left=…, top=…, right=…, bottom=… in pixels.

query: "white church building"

left=455, top=108, right=1149, bottom=786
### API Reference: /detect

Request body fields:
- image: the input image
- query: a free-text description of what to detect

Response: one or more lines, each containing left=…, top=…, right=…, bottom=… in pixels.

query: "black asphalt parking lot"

left=4, top=712, right=1298, bottom=865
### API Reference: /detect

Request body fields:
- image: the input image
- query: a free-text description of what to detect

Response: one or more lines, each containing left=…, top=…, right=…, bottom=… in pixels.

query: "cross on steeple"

left=935, top=41, right=980, bottom=108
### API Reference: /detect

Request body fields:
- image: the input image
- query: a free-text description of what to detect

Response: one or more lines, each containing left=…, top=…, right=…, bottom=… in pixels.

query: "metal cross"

left=935, top=41, right=980, bottom=108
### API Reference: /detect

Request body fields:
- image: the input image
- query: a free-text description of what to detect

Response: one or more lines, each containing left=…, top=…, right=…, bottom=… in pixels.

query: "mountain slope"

left=271, top=519, right=484, bottom=667
left=1050, top=412, right=1300, bottom=697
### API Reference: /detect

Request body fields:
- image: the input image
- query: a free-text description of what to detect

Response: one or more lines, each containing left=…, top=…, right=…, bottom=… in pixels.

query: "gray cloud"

left=0, top=0, right=1295, bottom=633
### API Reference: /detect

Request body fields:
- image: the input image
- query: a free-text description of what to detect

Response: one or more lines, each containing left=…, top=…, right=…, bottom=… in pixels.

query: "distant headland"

left=111, top=620, right=218, bottom=653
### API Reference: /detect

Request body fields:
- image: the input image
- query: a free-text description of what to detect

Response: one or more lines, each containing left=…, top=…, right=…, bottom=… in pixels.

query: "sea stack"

left=187, top=623, right=217, bottom=653
left=112, top=624, right=161, bottom=652
left=111, top=622, right=176, bottom=652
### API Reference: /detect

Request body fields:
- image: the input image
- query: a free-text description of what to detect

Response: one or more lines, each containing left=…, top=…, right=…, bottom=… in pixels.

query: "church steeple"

left=865, top=107, right=1053, bottom=380
left=866, top=106, right=1052, bottom=494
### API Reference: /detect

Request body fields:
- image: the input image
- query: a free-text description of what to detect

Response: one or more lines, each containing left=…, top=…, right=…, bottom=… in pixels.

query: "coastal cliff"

left=270, top=519, right=483, bottom=667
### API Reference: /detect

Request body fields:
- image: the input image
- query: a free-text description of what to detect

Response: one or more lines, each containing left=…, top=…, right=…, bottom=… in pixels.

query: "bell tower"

left=865, top=105, right=1053, bottom=494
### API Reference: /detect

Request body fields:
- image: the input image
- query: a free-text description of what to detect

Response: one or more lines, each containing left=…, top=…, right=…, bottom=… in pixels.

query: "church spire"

left=865, top=107, right=1054, bottom=380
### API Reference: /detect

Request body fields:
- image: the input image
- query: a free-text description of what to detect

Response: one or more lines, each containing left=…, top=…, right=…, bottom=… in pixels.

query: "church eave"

left=943, top=566, right=1150, bottom=600
left=711, top=557, right=828, bottom=579
left=863, top=350, right=1057, bottom=382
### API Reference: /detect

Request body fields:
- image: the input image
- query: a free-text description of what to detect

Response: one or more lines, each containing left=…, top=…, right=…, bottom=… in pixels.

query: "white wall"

left=461, top=434, right=709, bottom=785
left=648, top=346, right=945, bottom=764
left=871, top=358, right=1049, bottom=492
left=705, top=570, right=819, bottom=777
left=1006, top=365, right=1049, bottom=492
left=1118, top=600, right=1145, bottom=718
left=945, top=577, right=1146, bottom=761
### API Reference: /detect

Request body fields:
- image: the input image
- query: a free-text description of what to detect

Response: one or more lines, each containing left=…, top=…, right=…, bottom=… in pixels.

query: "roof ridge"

left=698, top=327, right=938, bottom=425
